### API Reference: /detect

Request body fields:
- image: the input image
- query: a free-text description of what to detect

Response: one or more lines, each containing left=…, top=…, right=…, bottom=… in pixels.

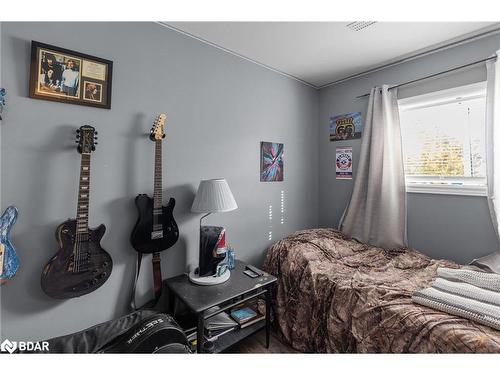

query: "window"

left=398, top=82, right=487, bottom=196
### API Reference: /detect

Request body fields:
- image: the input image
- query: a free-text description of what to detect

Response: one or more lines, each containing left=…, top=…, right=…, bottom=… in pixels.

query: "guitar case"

left=100, top=312, right=189, bottom=353
left=18, top=309, right=191, bottom=354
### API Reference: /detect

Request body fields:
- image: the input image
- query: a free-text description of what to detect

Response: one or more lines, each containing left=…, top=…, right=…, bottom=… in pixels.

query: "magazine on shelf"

left=240, top=314, right=265, bottom=329
left=205, top=306, right=239, bottom=331
left=205, top=326, right=237, bottom=341
left=230, top=306, right=257, bottom=323
left=230, top=302, right=266, bottom=328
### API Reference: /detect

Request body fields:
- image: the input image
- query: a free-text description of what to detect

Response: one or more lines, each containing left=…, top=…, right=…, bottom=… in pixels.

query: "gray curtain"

left=486, top=51, right=500, bottom=241
left=339, top=85, right=407, bottom=249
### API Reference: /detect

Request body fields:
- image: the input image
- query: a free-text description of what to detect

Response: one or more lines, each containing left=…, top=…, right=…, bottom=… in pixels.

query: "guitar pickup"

left=151, top=231, right=163, bottom=240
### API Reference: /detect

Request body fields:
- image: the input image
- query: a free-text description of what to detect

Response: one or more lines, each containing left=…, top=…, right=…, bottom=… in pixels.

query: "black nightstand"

left=165, top=260, right=277, bottom=353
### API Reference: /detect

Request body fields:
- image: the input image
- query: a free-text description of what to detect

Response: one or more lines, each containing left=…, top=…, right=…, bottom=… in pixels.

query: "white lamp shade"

left=191, top=178, right=238, bottom=213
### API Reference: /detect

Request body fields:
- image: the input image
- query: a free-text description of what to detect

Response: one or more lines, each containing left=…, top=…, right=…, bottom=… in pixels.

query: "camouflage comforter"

left=263, top=228, right=500, bottom=353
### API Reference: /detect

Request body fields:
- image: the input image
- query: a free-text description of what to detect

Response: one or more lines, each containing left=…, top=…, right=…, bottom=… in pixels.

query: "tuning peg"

left=91, top=146, right=96, bottom=151
left=94, top=131, right=98, bottom=135
left=94, top=137, right=98, bottom=140
left=75, top=140, right=79, bottom=144
left=162, top=134, right=165, bottom=139
left=94, top=142, right=99, bottom=145
left=76, top=129, right=80, bottom=133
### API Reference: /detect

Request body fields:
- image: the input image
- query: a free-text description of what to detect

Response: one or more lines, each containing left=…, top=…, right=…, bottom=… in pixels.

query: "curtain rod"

left=356, top=56, right=497, bottom=99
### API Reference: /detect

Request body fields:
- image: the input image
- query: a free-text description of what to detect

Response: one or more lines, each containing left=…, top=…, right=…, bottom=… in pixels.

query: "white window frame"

left=405, top=176, right=487, bottom=196
left=398, top=82, right=487, bottom=197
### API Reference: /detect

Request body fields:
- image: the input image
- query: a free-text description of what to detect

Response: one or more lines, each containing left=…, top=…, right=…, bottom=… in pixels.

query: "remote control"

left=245, top=264, right=264, bottom=276
left=244, top=269, right=259, bottom=278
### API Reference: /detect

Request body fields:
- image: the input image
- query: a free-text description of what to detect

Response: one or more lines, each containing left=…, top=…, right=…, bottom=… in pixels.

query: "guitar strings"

left=75, top=147, right=90, bottom=273
left=76, top=230, right=80, bottom=273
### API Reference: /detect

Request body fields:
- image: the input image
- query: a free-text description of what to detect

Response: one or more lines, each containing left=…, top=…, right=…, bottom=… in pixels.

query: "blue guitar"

left=0, top=206, right=19, bottom=284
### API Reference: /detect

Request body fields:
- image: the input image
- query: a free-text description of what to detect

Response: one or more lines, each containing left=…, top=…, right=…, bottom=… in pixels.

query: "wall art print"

left=260, top=141, right=284, bottom=182
left=29, top=41, right=113, bottom=109
left=329, top=112, right=362, bottom=141
left=336, top=146, right=353, bottom=180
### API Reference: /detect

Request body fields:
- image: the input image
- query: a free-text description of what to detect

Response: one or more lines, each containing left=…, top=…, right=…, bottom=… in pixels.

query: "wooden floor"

left=224, top=330, right=299, bottom=354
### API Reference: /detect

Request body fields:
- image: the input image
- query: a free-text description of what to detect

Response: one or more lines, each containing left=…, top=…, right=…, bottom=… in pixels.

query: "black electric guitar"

left=129, top=114, right=179, bottom=309
left=41, top=125, right=112, bottom=299
left=130, top=114, right=179, bottom=254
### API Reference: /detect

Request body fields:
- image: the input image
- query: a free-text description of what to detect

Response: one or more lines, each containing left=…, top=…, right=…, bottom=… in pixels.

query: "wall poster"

left=336, top=146, right=353, bottom=180
left=329, top=112, right=362, bottom=141
left=260, top=141, right=284, bottom=182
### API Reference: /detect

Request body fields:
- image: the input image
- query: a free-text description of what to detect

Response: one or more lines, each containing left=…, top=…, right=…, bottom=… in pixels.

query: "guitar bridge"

left=151, top=231, right=163, bottom=240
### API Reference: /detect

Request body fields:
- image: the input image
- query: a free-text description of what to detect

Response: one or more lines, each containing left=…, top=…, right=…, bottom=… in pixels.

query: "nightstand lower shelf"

left=212, top=320, right=266, bottom=353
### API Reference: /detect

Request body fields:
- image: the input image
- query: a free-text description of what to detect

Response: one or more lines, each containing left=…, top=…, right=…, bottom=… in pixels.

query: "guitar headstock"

left=76, top=125, right=98, bottom=154
left=150, top=113, right=167, bottom=141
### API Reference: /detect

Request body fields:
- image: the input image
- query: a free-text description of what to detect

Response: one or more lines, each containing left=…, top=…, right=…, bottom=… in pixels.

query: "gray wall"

left=4, top=21, right=500, bottom=343
left=318, top=32, right=500, bottom=264
left=0, top=22, right=319, bottom=341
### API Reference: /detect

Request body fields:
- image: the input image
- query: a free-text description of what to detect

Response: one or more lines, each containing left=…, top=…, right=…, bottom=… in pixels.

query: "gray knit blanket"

left=412, top=252, right=500, bottom=331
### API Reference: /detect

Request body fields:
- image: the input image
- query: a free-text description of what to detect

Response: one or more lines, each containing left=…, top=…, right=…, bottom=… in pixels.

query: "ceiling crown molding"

left=157, top=22, right=500, bottom=91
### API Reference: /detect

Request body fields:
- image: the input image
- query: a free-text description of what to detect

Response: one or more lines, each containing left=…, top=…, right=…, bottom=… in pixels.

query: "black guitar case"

left=100, top=313, right=189, bottom=353
left=18, top=309, right=190, bottom=354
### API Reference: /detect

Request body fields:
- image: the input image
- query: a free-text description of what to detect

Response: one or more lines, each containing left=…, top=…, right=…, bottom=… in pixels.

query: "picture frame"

left=29, top=41, right=113, bottom=109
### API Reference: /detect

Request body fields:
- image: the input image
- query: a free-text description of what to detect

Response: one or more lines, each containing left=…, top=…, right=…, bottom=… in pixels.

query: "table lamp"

left=189, top=178, right=238, bottom=285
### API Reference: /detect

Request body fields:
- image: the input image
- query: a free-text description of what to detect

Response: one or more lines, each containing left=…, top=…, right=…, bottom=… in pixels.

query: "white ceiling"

left=165, top=22, right=500, bottom=88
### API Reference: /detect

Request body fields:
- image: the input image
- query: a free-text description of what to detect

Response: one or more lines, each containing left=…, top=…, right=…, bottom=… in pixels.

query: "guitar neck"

left=153, top=140, right=162, bottom=209
left=76, top=153, right=91, bottom=235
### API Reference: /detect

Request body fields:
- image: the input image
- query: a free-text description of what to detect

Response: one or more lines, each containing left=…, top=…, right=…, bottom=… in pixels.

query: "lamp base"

left=188, top=269, right=230, bottom=285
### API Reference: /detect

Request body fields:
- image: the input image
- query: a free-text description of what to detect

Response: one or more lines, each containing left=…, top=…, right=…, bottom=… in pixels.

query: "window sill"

left=406, top=184, right=487, bottom=197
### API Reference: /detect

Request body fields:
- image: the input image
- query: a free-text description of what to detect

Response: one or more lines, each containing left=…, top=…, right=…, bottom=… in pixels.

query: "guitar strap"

left=152, top=253, right=163, bottom=299
left=129, top=252, right=163, bottom=311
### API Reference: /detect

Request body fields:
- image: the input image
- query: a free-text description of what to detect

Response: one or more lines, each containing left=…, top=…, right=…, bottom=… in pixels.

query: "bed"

left=263, top=228, right=500, bottom=353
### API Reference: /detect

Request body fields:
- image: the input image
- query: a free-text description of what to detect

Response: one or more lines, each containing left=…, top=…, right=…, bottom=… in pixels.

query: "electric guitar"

left=129, top=114, right=179, bottom=309
left=0, top=206, right=20, bottom=285
left=130, top=114, right=179, bottom=254
left=41, top=125, right=112, bottom=299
